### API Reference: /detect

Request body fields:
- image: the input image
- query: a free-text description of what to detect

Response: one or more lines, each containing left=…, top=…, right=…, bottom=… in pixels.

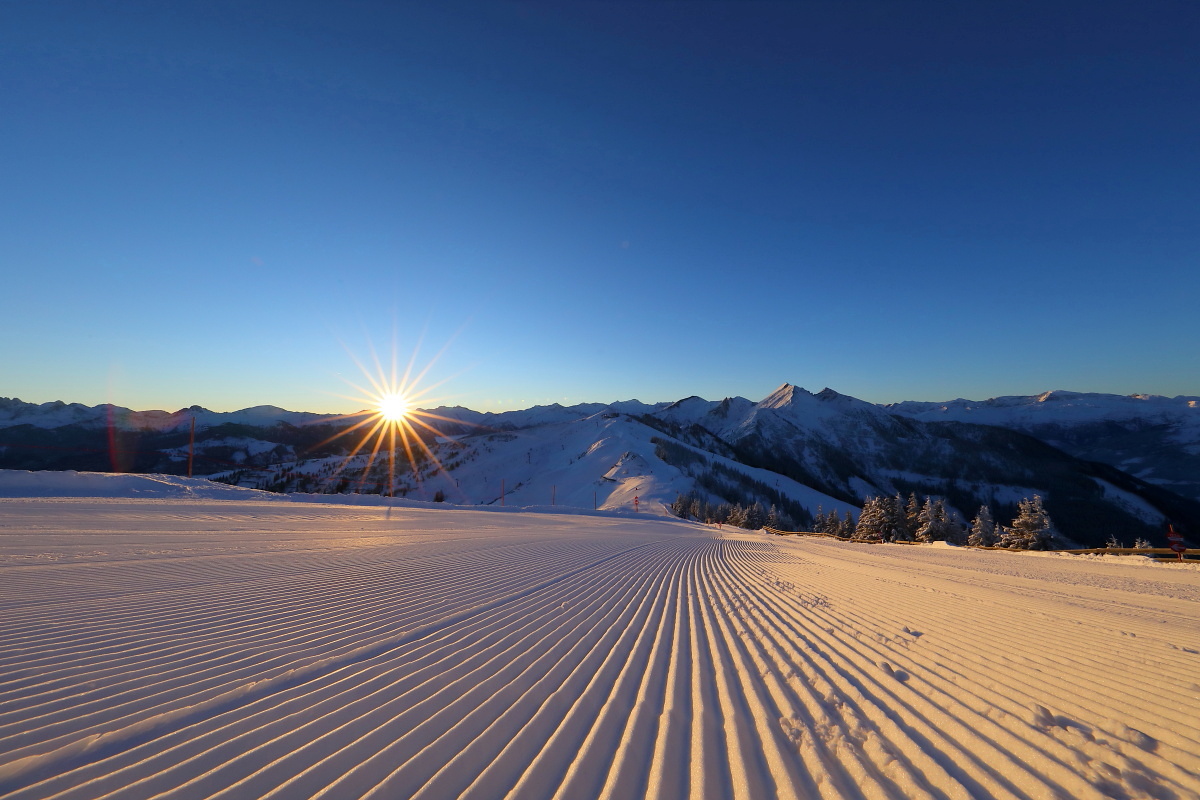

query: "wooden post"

left=187, top=417, right=195, bottom=478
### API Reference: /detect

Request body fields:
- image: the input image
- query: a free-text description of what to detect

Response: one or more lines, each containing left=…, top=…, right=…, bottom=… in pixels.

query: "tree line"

left=669, top=492, right=798, bottom=531
left=654, top=436, right=811, bottom=529
left=813, top=493, right=1057, bottom=550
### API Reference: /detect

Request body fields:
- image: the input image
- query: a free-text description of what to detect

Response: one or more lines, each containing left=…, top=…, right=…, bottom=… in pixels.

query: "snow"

left=0, top=399, right=333, bottom=433
left=651, top=384, right=894, bottom=446
left=0, top=470, right=286, bottom=500
left=1092, top=478, right=1169, bottom=526
left=402, top=413, right=856, bottom=521
left=421, top=401, right=664, bottom=434
left=2, top=472, right=1198, bottom=799
left=887, top=390, right=1200, bottom=433
left=8, top=387, right=1196, bottom=444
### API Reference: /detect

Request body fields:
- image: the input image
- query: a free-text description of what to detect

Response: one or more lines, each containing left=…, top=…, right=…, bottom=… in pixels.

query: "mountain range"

left=2, top=386, right=1197, bottom=548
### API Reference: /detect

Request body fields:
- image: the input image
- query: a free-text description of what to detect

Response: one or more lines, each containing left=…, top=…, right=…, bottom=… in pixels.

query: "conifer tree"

left=766, top=504, right=780, bottom=530
left=916, top=497, right=954, bottom=542
left=842, top=510, right=855, bottom=538
left=968, top=505, right=996, bottom=547
left=813, top=507, right=827, bottom=533
left=854, top=497, right=887, bottom=541
left=743, top=501, right=766, bottom=530
left=915, top=497, right=935, bottom=542
left=1001, top=495, right=1056, bottom=550
left=945, top=508, right=968, bottom=545
left=671, top=493, right=690, bottom=519
left=881, top=494, right=908, bottom=542
left=905, top=493, right=922, bottom=538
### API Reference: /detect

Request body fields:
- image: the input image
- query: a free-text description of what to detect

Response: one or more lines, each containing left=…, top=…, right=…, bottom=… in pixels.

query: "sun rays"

left=315, top=332, right=474, bottom=498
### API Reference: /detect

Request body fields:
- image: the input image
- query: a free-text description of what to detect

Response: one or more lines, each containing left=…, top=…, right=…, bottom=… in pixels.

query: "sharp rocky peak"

left=758, top=383, right=815, bottom=409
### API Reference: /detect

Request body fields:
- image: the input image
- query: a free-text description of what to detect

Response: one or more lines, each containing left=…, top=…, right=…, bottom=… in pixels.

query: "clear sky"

left=3, top=1, right=1197, bottom=414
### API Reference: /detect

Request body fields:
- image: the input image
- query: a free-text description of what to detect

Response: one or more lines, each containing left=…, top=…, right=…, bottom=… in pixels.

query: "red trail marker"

left=1167, top=524, right=1187, bottom=561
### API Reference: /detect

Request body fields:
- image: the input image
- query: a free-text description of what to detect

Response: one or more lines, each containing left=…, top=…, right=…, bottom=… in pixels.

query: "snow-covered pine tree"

left=1001, top=494, right=1056, bottom=550
left=854, top=497, right=887, bottom=541
left=915, top=497, right=935, bottom=542
left=881, top=494, right=908, bottom=542
left=841, top=510, right=855, bottom=538
left=945, top=508, right=968, bottom=545
left=727, top=503, right=745, bottom=528
left=766, top=504, right=780, bottom=530
left=671, top=493, right=689, bottom=519
left=743, top=501, right=766, bottom=530
left=934, top=499, right=957, bottom=542
left=905, top=493, right=922, bottom=539
left=968, top=505, right=996, bottom=547
left=916, top=497, right=954, bottom=542
left=851, top=498, right=871, bottom=540
left=813, top=507, right=827, bottom=533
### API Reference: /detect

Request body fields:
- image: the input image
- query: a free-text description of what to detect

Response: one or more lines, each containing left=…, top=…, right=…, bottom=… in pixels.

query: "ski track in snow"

left=2, top=499, right=1199, bottom=799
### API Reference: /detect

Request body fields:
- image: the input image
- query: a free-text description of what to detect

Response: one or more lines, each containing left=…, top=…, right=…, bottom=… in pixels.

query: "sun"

left=313, top=330, right=476, bottom=499
left=377, top=392, right=410, bottom=423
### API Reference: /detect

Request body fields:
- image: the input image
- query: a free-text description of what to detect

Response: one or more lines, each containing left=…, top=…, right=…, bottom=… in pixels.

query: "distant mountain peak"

left=1035, top=390, right=1078, bottom=403
left=759, top=383, right=806, bottom=409
left=662, top=395, right=706, bottom=412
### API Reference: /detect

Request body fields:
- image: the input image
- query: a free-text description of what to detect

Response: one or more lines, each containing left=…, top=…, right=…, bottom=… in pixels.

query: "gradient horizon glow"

left=2, top=1, right=1197, bottom=414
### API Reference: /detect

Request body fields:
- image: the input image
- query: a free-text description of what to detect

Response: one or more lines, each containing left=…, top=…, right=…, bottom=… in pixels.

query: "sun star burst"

left=312, top=332, right=475, bottom=498
left=377, top=392, right=411, bottom=423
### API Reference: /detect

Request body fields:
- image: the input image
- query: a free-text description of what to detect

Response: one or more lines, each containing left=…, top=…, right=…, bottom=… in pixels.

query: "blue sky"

left=2, top=1, right=1197, bottom=413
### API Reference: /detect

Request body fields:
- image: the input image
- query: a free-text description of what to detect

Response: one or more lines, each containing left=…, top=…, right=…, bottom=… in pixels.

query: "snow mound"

left=0, top=470, right=284, bottom=500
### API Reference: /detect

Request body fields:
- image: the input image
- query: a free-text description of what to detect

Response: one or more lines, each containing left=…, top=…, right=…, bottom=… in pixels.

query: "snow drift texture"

left=1, top=475, right=1198, bottom=799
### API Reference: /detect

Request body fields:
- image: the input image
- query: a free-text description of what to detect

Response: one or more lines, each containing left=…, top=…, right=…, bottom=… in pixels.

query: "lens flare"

left=313, top=330, right=476, bottom=498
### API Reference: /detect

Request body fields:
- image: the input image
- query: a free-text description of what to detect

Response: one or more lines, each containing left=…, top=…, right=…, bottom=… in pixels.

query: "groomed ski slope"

left=2, top=498, right=1198, bottom=799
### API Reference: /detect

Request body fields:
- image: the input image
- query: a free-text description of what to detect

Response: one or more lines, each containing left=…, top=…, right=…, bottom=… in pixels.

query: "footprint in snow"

left=1031, top=704, right=1091, bottom=738
left=878, top=661, right=909, bottom=682
left=1119, top=725, right=1157, bottom=752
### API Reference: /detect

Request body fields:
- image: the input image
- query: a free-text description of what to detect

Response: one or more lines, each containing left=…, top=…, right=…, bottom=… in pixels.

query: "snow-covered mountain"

left=383, top=411, right=858, bottom=523
left=887, top=391, right=1200, bottom=502
left=0, top=398, right=329, bottom=431
left=420, top=399, right=667, bottom=433
left=887, top=389, right=1200, bottom=426
left=2, top=386, right=1197, bottom=547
